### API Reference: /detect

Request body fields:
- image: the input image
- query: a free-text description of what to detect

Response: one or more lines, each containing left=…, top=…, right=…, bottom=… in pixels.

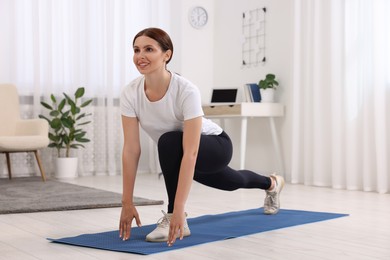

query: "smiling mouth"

left=137, top=62, right=149, bottom=69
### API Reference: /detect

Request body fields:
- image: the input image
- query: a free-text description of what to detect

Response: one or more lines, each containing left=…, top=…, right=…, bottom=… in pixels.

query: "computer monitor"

left=210, top=89, right=238, bottom=104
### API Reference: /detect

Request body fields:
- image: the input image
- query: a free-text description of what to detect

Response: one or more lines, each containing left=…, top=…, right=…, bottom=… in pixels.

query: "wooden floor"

left=0, top=173, right=389, bottom=260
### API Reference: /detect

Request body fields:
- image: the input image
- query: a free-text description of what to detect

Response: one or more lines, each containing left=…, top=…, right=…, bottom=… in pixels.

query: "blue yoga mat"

left=48, top=208, right=348, bottom=255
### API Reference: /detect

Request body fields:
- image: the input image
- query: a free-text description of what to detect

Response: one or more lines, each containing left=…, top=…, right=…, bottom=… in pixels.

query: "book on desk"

left=243, top=83, right=261, bottom=103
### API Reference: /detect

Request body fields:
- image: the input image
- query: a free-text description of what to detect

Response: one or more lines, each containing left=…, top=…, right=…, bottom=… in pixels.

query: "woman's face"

left=133, top=36, right=171, bottom=75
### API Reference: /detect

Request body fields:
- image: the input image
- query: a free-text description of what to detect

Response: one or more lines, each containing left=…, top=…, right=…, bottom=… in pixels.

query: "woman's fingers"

left=134, top=212, right=142, bottom=227
left=119, top=221, right=131, bottom=240
left=124, top=222, right=131, bottom=240
left=167, top=211, right=187, bottom=246
left=119, top=206, right=141, bottom=241
left=179, top=227, right=184, bottom=240
left=168, top=224, right=185, bottom=246
left=167, top=225, right=177, bottom=246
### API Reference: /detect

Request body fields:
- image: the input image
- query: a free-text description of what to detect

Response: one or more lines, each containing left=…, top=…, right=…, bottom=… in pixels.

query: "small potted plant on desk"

left=39, top=87, right=92, bottom=179
left=258, top=73, right=279, bottom=103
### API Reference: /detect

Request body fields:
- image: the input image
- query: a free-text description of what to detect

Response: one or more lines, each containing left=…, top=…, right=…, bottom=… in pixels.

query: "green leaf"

left=49, top=133, right=61, bottom=142
left=50, top=94, right=57, bottom=103
left=75, top=87, right=85, bottom=98
left=76, top=113, right=86, bottom=120
left=38, top=115, right=50, bottom=123
left=78, top=121, right=91, bottom=126
left=58, top=99, right=66, bottom=111
left=71, top=144, right=85, bottom=149
left=40, top=101, right=53, bottom=110
left=80, top=99, right=93, bottom=108
left=64, top=93, right=76, bottom=107
left=48, top=143, right=64, bottom=149
left=71, top=103, right=77, bottom=115
left=50, top=118, right=62, bottom=129
left=76, top=113, right=92, bottom=120
left=62, top=117, right=74, bottom=128
left=76, top=138, right=90, bottom=143
left=74, top=132, right=86, bottom=139
left=50, top=111, right=60, bottom=117
left=68, top=98, right=76, bottom=107
left=73, top=129, right=83, bottom=134
left=62, top=110, right=70, bottom=117
left=63, top=135, right=70, bottom=144
left=63, top=93, right=71, bottom=100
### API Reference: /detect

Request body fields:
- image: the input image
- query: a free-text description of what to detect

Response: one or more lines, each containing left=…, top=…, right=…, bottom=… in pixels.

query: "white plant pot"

left=55, top=157, right=78, bottom=179
left=260, top=88, right=275, bottom=103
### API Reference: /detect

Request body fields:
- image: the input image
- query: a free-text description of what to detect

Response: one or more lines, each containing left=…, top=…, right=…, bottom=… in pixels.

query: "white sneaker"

left=264, top=174, right=285, bottom=215
left=145, top=210, right=191, bottom=242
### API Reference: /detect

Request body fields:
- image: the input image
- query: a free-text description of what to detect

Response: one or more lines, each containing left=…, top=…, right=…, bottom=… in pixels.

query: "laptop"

left=209, top=88, right=238, bottom=106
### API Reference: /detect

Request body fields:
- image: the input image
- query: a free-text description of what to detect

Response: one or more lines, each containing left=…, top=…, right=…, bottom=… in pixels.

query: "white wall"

left=213, top=0, right=294, bottom=174
left=168, top=0, right=294, bottom=175
left=169, top=0, right=215, bottom=100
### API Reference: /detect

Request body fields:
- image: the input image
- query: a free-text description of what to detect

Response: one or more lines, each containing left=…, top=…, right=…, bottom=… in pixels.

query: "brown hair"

left=133, top=27, right=174, bottom=64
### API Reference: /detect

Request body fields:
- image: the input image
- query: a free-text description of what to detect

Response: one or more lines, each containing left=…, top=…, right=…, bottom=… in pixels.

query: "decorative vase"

left=260, top=88, right=275, bottom=103
left=55, top=157, right=78, bottom=179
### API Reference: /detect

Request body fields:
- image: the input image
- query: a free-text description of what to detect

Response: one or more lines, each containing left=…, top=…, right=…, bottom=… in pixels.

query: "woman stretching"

left=119, top=27, right=284, bottom=247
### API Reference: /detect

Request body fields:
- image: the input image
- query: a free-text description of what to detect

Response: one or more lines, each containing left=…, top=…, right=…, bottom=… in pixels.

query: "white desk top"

left=202, top=102, right=284, bottom=117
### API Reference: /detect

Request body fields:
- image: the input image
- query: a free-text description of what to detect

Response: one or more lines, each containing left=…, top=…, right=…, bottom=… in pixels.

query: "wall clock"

left=188, top=6, right=208, bottom=29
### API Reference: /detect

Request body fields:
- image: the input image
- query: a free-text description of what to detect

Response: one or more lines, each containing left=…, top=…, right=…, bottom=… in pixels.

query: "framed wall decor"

left=241, top=7, right=266, bottom=67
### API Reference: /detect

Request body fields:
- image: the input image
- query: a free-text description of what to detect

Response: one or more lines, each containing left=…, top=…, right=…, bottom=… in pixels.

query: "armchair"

left=0, top=84, right=49, bottom=181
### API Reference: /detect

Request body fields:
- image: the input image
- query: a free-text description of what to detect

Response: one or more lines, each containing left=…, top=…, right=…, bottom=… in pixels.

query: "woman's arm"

left=119, top=115, right=142, bottom=240
left=168, top=116, right=202, bottom=246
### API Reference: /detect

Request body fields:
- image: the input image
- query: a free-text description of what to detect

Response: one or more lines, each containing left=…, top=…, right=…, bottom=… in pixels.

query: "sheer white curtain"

left=292, top=0, right=390, bottom=193
left=0, top=0, right=170, bottom=177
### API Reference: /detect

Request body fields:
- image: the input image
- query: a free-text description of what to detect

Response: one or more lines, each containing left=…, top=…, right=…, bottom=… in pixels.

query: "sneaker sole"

left=145, top=230, right=191, bottom=242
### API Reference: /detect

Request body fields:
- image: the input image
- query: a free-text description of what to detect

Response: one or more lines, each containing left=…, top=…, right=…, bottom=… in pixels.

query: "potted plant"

left=258, top=73, right=279, bottom=102
left=39, top=87, right=92, bottom=179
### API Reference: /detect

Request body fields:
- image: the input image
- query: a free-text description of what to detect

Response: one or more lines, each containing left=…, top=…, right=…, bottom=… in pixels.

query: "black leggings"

left=158, top=131, right=272, bottom=213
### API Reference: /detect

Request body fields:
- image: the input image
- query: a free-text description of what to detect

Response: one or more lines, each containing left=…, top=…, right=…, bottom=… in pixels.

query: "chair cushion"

left=0, top=136, right=49, bottom=152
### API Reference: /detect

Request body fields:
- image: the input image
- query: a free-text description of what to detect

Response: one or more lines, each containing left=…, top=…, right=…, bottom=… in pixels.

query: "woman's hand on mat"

left=167, top=210, right=186, bottom=246
left=119, top=204, right=141, bottom=241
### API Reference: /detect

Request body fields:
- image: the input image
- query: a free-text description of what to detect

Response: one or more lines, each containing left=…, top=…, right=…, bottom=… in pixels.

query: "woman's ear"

left=165, top=50, right=172, bottom=62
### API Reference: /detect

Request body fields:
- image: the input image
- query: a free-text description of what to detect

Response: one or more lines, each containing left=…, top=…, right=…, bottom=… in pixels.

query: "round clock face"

left=188, top=6, right=208, bottom=29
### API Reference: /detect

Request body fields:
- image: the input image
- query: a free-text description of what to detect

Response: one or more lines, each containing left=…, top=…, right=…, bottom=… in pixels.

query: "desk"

left=202, top=102, right=284, bottom=176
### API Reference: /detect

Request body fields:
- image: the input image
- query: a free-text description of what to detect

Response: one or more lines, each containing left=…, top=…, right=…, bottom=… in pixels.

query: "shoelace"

left=156, top=210, right=170, bottom=228
left=265, top=193, right=277, bottom=206
left=265, top=182, right=279, bottom=207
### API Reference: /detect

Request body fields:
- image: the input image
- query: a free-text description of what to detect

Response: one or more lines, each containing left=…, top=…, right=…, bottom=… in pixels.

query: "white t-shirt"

left=120, top=72, right=223, bottom=143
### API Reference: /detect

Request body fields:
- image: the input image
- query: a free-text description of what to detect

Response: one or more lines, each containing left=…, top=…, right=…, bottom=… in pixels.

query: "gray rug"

left=0, top=177, right=164, bottom=214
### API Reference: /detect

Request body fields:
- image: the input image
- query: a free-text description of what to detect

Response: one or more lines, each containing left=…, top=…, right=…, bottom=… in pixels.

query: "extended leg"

left=194, top=131, right=271, bottom=191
